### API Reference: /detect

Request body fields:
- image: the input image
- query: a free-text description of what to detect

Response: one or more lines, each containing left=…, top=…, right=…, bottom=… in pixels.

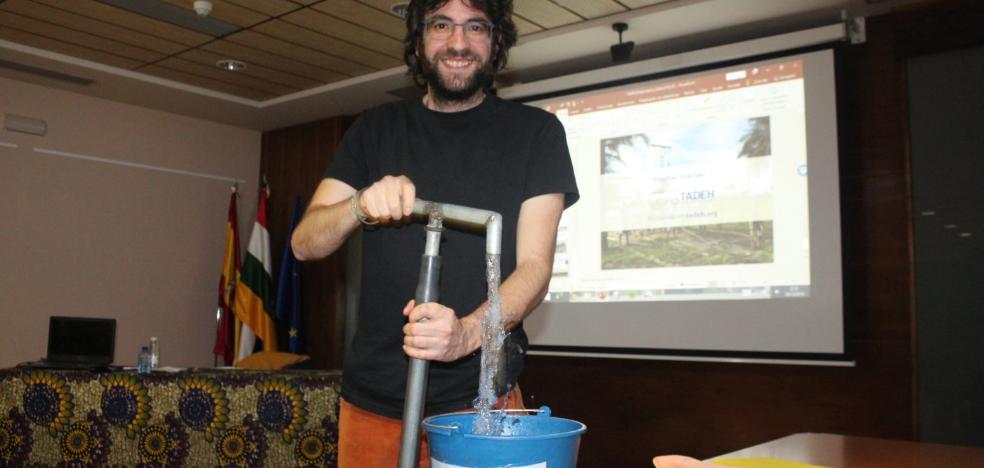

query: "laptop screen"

left=46, top=316, right=116, bottom=364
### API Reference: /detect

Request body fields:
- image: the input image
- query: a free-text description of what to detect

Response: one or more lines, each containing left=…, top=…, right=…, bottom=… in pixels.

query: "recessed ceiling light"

left=958, top=232, right=973, bottom=238
left=943, top=224, right=957, bottom=229
left=390, top=2, right=409, bottom=18
left=216, top=59, right=246, bottom=72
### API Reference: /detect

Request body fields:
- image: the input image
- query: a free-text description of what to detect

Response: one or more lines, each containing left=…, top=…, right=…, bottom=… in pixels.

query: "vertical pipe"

left=398, top=215, right=443, bottom=468
left=398, top=200, right=502, bottom=468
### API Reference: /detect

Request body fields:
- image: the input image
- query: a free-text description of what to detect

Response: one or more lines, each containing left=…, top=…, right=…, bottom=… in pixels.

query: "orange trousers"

left=338, top=385, right=525, bottom=468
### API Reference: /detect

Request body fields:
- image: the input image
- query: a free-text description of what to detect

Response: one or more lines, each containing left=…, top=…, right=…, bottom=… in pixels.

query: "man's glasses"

left=424, top=18, right=494, bottom=41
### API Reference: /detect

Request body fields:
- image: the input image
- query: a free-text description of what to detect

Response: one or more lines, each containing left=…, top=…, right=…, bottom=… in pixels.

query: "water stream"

left=472, top=252, right=506, bottom=435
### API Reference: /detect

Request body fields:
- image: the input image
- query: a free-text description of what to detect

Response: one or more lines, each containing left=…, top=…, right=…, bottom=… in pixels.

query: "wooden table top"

left=711, top=432, right=984, bottom=468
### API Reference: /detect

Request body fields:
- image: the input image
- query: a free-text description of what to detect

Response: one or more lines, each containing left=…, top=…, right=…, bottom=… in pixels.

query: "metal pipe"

left=398, top=199, right=503, bottom=468
left=399, top=213, right=443, bottom=468
left=413, top=199, right=502, bottom=255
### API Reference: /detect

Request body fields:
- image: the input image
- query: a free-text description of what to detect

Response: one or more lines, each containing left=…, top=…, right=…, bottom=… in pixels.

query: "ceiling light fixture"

left=390, top=2, right=409, bottom=19
left=193, top=0, right=213, bottom=17
left=610, top=22, right=635, bottom=64
left=216, top=59, right=246, bottom=72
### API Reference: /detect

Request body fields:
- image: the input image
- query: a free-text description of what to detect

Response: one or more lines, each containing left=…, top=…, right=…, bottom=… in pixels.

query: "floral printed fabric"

left=0, top=368, right=340, bottom=467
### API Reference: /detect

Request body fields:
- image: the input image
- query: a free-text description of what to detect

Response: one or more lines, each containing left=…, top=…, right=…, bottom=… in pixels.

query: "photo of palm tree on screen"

left=599, top=116, right=775, bottom=270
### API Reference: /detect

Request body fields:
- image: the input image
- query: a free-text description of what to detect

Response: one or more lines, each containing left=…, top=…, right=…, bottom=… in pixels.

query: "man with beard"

left=291, top=0, right=578, bottom=465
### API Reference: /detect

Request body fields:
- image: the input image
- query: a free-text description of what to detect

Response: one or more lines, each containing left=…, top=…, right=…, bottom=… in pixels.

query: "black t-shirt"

left=325, top=95, right=579, bottom=419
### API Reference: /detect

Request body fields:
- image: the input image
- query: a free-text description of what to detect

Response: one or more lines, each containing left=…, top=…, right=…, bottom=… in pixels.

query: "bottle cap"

left=141, top=346, right=149, bottom=351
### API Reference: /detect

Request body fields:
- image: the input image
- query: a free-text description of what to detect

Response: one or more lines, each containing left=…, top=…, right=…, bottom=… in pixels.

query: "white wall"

left=0, top=76, right=260, bottom=368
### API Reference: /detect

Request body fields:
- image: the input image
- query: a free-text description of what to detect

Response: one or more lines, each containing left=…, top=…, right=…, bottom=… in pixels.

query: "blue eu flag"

left=275, top=197, right=304, bottom=353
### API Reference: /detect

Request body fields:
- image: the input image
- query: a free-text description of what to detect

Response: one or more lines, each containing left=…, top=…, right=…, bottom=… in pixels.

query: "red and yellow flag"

left=213, top=191, right=240, bottom=365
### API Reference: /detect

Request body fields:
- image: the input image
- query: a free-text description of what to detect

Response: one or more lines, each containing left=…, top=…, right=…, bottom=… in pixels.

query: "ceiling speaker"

left=611, top=42, right=635, bottom=63
left=610, top=22, right=635, bottom=64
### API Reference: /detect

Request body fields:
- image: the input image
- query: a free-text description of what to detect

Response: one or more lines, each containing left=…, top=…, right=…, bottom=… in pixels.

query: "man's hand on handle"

left=357, top=175, right=416, bottom=224
left=402, top=300, right=481, bottom=362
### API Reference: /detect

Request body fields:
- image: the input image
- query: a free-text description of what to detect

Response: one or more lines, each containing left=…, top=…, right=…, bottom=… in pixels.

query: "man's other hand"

left=402, top=300, right=479, bottom=362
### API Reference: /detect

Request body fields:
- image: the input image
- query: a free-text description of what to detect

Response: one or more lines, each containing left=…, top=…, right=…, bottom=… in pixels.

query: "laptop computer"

left=20, top=316, right=116, bottom=370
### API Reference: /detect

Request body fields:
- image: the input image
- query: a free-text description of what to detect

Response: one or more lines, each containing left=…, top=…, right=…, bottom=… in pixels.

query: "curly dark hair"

left=403, top=0, right=518, bottom=89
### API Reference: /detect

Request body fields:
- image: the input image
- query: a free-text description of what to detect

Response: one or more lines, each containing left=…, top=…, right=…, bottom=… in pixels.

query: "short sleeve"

left=324, top=112, right=371, bottom=190
left=524, top=114, right=580, bottom=208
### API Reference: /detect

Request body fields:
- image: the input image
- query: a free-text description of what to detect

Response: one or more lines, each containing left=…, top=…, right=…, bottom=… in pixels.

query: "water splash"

left=472, top=253, right=506, bottom=435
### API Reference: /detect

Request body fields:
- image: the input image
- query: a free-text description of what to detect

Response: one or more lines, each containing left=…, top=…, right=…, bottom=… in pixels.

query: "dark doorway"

left=908, top=44, right=984, bottom=446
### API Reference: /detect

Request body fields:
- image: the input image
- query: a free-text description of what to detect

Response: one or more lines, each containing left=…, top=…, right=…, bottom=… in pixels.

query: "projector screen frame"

left=509, top=43, right=854, bottom=366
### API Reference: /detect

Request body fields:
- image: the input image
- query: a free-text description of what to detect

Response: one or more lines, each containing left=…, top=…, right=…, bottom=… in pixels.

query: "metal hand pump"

left=397, top=199, right=502, bottom=468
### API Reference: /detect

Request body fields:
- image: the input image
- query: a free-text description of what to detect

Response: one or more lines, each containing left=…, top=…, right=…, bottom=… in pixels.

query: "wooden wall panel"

left=261, top=115, right=356, bottom=369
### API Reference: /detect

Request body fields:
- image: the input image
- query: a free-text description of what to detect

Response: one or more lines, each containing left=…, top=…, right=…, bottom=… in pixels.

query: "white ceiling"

left=0, top=0, right=920, bottom=131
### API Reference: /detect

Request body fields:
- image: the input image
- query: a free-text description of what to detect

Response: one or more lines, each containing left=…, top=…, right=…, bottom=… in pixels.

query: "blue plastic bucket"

left=422, top=406, right=586, bottom=468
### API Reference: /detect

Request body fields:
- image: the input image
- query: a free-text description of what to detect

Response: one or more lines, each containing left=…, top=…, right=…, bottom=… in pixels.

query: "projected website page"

left=532, top=59, right=811, bottom=303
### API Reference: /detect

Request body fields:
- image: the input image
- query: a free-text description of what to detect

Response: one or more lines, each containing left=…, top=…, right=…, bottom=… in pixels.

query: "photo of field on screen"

left=518, top=48, right=845, bottom=360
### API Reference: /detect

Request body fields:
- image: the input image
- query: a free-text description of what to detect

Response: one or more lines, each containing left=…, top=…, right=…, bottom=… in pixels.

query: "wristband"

left=350, top=188, right=378, bottom=225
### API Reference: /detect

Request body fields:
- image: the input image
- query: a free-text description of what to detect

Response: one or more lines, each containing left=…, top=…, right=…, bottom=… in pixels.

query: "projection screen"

left=506, top=45, right=847, bottom=363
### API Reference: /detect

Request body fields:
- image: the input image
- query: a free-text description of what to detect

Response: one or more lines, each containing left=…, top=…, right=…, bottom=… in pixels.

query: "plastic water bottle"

left=137, top=346, right=151, bottom=374
left=149, top=337, right=159, bottom=369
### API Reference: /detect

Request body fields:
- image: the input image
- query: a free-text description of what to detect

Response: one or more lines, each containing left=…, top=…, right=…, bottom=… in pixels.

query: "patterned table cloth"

left=0, top=367, right=341, bottom=467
